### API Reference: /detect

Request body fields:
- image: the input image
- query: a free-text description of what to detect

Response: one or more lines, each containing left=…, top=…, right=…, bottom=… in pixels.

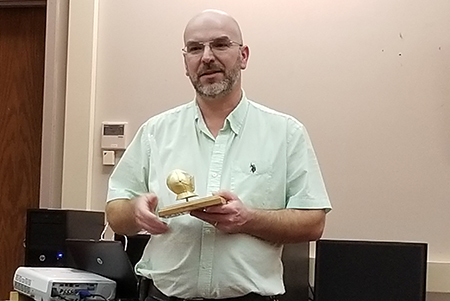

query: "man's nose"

left=201, top=45, right=215, bottom=63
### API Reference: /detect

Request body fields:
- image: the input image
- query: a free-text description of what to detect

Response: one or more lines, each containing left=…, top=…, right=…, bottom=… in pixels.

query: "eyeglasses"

left=182, top=37, right=242, bottom=57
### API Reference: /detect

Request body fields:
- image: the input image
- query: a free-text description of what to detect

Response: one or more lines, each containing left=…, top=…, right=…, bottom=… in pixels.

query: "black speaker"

left=25, top=209, right=105, bottom=267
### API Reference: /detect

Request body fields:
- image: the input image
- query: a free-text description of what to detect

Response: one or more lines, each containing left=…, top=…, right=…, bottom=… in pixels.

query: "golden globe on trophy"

left=158, top=169, right=226, bottom=218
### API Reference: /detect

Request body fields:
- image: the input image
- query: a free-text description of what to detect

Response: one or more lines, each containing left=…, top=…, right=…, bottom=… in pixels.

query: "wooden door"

left=0, top=2, right=46, bottom=299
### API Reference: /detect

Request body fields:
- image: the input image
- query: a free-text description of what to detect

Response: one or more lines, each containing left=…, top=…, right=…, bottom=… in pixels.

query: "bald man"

left=106, top=9, right=331, bottom=301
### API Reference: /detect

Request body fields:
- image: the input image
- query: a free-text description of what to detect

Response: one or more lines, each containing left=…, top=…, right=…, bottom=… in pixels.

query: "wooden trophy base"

left=158, top=195, right=226, bottom=218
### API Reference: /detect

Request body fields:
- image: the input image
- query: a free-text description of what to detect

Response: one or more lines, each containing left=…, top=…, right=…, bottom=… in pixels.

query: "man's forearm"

left=242, top=208, right=326, bottom=244
left=105, top=199, right=141, bottom=236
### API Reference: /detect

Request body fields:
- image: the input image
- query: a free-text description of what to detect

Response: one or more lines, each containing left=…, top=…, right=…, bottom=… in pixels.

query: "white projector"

left=13, top=267, right=116, bottom=301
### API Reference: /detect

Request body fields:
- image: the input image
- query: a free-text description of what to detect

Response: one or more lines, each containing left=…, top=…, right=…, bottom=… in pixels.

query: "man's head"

left=183, top=10, right=249, bottom=100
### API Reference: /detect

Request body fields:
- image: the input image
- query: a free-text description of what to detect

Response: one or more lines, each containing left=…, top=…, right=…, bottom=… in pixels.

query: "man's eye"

left=187, top=45, right=203, bottom=52
left=212, top=42, right=229, bottom=50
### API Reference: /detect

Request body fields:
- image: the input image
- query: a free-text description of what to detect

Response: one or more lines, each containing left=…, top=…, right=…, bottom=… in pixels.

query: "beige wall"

left=60, top=0, right=450, bottom=295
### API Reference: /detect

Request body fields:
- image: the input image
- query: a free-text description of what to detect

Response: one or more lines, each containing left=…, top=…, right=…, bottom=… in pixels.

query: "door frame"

left=39, top=0, right=69, bottom=208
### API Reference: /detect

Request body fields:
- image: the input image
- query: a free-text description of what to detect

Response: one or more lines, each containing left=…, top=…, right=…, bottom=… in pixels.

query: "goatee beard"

left=196, top=76, right=234, bottom=99
left=190, top=59, right=241, bottom=99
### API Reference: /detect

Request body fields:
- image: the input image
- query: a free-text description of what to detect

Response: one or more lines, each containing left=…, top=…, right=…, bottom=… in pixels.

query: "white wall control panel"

left=101, top=122, right=127, bottom=150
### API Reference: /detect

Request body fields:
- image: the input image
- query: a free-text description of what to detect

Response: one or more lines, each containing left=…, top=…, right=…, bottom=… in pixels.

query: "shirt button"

left=211, top=172, right=218, bottom=178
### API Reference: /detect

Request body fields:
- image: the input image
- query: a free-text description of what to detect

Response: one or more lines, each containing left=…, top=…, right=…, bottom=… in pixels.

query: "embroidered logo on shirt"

left=250, top=163, right=256, bottom=173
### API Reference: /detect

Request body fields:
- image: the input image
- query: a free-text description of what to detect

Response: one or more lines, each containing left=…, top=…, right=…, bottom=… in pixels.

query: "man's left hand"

left=190, top=190, right=254, bottom=233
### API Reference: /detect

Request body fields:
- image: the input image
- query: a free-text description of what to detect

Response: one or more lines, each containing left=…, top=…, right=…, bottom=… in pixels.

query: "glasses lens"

left=186, top=42, right=204, bottom=55
left=211, top=38, right=231, bottom=51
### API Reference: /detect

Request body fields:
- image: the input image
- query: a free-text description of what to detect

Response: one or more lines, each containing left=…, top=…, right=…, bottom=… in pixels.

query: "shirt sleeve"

left=285, top=118, right=332, bottom=212
left=107, top=123, right=151, bottom=202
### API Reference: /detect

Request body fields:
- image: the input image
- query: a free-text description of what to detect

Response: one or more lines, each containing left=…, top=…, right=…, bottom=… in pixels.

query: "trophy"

left=158, top=169, right=226, bottom=218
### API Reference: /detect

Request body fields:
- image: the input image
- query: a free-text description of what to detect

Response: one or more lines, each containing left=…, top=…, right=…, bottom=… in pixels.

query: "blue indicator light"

left=57, top=253, right=64, bottom=258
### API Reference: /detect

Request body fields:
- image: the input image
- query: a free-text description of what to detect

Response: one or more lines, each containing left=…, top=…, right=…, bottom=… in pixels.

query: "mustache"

left=198, top=63, right=224, bottom=76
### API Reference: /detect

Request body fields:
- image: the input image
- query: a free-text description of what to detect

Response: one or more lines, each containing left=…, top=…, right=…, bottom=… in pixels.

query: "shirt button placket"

left=197, top=132, right=227, bottom=297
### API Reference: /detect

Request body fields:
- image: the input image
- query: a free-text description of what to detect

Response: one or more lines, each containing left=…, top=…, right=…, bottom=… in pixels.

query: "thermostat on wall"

left=101, top=122, right=127, bottom=150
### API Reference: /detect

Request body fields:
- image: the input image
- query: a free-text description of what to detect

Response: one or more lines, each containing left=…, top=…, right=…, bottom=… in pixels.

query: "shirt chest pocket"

left=230, top=160, right=275, bottom=208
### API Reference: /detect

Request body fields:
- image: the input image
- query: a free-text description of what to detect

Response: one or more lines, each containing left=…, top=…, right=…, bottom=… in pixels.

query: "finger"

left=135, top=194, right=169, bottom=234
left=141, top=193, right=159, bottom=212
left=142, top=221, right=169, bottom=234
left=138, top=213, right=169, bottom=234
left=201, top=204, right=225, bottom=213
left=213, top=190, right=238, bottom=202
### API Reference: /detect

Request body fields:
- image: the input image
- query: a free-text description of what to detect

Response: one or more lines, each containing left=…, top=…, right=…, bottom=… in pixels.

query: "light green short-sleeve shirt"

left=107, top=93, right=331, bottom=299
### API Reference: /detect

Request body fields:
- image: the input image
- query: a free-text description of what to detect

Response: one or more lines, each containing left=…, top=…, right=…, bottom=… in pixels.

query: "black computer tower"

left=25, top=209, right=105, bottom=267
left=313, top=239, right=427, bottom=301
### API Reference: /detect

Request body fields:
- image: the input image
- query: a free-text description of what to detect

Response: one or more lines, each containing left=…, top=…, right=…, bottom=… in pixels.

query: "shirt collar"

left=193, top=90, right=249, bottom=136
left=226, top=91, right=248, bottom=135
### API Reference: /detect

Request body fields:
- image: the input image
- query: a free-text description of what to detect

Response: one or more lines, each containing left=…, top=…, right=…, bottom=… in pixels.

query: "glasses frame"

left=182, top=38, right=243, bottom=57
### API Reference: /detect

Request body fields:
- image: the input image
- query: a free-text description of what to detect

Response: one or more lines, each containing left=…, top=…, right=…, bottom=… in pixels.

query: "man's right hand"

left=106, top=194, right=169, bottom=236
left=132, top=193, right=170, bottom=235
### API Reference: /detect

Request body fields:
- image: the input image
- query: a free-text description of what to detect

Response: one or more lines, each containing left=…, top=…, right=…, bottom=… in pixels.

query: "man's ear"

left=240, top=45, right=250, bottom=70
